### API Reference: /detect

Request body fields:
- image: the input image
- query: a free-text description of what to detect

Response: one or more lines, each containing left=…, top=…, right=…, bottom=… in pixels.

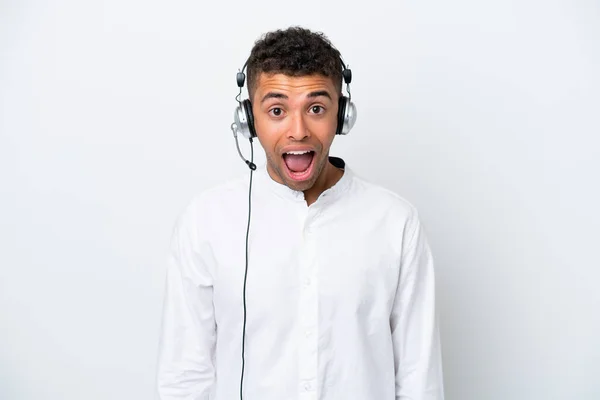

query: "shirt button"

left=305, top=330, right=311, bottom=337
left=304, top=278, right=311, bottom=286
left=304, top=382, right=312, bottom=391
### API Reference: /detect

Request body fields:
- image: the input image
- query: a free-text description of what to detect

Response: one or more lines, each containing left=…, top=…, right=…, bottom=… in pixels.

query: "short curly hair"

left=246, top=26, right=344, bottom=101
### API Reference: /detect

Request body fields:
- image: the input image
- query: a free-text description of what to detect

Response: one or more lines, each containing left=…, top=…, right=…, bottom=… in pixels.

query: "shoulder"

left=345, top=170, right=426, bottom=255
left=349, top=171, right=420, bottom=221
left=191, top=174, right=249, bottom=209
left=172, top=173, right=249, bottom=234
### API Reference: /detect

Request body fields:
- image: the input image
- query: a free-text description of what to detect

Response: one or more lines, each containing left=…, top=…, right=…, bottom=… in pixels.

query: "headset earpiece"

left=336, top=62, right=356, bottom=135
left=336, top=95, right=357, bottom=136
left=233, top=67, right=256, bottom=139
left=233, top=99, right=256, bottom=140
left=336, top=96, right=348, bottom=136
left=242, top=100, right=256, bottom=138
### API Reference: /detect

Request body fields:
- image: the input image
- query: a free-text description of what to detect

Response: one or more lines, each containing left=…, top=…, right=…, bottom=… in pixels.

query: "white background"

left=1, top=0, right=599, bottom=399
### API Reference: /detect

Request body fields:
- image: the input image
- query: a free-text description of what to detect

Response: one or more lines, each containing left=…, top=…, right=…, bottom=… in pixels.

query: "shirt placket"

left=298, top=209, right=319, bottom=399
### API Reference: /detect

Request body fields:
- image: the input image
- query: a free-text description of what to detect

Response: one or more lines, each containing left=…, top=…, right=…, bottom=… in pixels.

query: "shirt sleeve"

left=391, top=209, right=445, bottom=400
left=156, top=201, right=217, bottom=399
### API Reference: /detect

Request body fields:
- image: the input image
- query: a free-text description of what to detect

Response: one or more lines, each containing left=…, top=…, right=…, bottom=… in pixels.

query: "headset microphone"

left=231, top=123, right=257, bottom=170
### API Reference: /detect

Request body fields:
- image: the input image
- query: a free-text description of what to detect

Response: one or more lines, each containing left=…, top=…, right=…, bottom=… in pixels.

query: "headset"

left=230, top=53, right=357, bottom=400
left=231, top=56, right=357, bottom=141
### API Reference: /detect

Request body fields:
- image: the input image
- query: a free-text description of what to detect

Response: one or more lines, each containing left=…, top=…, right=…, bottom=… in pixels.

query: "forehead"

left=253, top=73, right=337, bottom=99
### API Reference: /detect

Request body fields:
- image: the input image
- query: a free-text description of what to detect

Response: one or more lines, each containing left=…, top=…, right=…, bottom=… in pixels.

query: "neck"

left=303, top=159, right=344, bottom=206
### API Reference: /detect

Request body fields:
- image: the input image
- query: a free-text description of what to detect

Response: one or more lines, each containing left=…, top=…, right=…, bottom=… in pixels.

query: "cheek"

left=254, top=119, right=288, bottom=159
left=253, top=115, right=277, bottom=144
left=308, top=117, right=337, bottom=145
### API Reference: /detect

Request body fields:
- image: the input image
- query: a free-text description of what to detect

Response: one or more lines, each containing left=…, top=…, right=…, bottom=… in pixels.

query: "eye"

left=269, top=107, right=283, bottom=117
left=309, top=105, right=325, bottom=114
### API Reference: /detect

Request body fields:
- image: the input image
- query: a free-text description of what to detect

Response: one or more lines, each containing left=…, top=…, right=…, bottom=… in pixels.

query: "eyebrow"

left=261, top=92, right=288, bottom=104
left=260, top=90, right=333, bottom=104
left=307, top=90, right=332, bottom=100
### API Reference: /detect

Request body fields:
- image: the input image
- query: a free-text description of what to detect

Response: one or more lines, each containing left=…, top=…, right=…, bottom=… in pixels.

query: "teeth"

left=285, top=150, right=312, bottom=155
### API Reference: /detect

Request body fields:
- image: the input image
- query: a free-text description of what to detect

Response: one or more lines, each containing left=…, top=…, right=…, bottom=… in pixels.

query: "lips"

left=281, top=149, right=316, bottom=182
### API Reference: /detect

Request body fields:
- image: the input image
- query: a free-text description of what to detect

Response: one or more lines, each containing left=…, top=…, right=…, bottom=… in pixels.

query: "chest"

left=210, top=207, right=403, bottom=326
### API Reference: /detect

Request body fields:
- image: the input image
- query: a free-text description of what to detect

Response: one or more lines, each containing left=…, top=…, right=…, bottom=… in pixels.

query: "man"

left=157, top=26, right=444, bottom=399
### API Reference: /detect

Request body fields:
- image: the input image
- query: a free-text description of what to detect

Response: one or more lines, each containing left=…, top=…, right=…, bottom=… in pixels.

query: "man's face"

left=252, top=72, right=339, bottom=192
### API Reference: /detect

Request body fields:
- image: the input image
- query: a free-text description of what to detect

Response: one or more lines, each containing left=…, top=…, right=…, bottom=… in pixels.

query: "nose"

left=287, top=112, right=310, bottom=141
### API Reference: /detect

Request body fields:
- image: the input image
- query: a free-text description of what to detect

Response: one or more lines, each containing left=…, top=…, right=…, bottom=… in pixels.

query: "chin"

left=284, top=177, right=317, bottom=192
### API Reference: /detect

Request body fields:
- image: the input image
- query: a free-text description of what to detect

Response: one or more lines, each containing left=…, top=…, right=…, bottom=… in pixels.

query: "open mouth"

left=282, top=150, right=316, bottom=182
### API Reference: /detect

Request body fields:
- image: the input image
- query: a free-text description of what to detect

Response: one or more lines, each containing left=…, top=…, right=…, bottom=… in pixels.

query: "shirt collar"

left=255, top=156, right=353, bottom=205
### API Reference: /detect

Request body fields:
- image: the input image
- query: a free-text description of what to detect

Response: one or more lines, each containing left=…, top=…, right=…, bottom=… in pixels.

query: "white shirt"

left=157, top=157, right=444, bottom=400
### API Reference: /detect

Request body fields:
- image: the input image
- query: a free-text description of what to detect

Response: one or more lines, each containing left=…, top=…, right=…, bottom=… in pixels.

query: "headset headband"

left=236, top=56, right=352, bottom=99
